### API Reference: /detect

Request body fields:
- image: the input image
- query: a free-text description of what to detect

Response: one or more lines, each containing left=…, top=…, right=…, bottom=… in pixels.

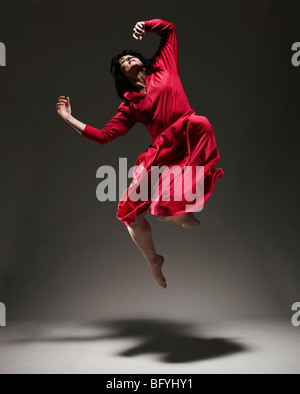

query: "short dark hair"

left=110, top=49, right=154, bottom=104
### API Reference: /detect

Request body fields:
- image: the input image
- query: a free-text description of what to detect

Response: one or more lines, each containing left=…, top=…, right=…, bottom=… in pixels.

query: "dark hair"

left=110, top=49, right=154, bottom=104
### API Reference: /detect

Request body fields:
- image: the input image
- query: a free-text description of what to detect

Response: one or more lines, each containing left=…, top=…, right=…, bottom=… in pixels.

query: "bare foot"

left=182, top=213, right=200, bottom=229
left=148, top=255, right=167, bottom=289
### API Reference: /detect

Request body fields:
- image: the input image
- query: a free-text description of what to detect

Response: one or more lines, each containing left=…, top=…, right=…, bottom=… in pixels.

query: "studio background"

left=0, top=0, right=299, bottom=323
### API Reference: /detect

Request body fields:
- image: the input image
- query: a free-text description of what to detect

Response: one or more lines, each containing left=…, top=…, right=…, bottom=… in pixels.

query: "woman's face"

left=119, top=55, right=144, bottom=77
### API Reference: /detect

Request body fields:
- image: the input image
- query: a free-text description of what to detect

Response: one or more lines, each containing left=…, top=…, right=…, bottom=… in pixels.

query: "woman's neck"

left=131, top=70, right=147, bottom=93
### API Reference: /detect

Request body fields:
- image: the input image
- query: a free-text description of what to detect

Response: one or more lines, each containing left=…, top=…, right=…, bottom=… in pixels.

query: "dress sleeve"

left=144, top=19, right=179, bottom=75
left=82, top=102, right=136, bottom=145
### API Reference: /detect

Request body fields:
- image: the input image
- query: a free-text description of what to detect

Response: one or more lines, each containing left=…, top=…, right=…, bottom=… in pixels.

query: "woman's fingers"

left=56, top=96, right=71, bottom=115
left=56, top=96, right=71, bottom=121
left=134, top=26, right=144, bottom=34
left=133, top=32, right=144, bottom=41
left=133, top=21, right=145, bottom=40
left=137, top=21, right=145, bottom=30
left=57, top=96, right=70, bottom=103
left=56, top=96, right=70, bottom=104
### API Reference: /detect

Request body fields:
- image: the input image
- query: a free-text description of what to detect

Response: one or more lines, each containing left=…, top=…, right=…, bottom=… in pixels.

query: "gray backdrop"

left=0, top=0, right=299, bottom=322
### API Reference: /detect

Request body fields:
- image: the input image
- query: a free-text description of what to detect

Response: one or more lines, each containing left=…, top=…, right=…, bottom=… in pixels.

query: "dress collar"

left=123, top=74, right=150, bottom=103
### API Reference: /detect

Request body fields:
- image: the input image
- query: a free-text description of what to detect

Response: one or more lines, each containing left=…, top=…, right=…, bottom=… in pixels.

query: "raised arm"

left=144, top=19, right=179, bottom=75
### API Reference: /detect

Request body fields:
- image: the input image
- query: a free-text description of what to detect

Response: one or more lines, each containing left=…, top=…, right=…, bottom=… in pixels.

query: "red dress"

left=82, top=19, right=224, bottom=226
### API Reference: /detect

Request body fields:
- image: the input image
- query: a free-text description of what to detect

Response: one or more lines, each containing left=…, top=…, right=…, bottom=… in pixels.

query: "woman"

left=56, top=19, right=224, bottom=290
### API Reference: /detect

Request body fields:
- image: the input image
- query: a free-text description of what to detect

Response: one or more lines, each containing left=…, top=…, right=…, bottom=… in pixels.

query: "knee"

left=201, top=116, right=213, bottom=134
left=128, top=215, right=148, bottom=230
left=128, top=219, right=140, bottom=230
left=190, top=115, right=213, bottom=138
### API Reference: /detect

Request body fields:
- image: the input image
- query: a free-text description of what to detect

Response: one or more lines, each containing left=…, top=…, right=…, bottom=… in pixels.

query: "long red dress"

left=82, top=19, right=224, bottom=227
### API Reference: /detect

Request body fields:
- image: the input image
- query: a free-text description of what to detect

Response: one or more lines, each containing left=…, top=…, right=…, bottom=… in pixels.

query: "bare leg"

left=127, top=211, right=167, bottom=289
left=156, top=212, right=200, bottom=229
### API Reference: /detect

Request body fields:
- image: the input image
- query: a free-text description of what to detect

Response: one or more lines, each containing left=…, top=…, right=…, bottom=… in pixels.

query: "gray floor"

left=0, top=318, right=299, bottom=374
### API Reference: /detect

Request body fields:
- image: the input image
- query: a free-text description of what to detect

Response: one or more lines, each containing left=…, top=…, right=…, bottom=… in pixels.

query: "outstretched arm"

left=81, top=103, right=136, bottom=145
left=56, top=96, right=136, bottom=145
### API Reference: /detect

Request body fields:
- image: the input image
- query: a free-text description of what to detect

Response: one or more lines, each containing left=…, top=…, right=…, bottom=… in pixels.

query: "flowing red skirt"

left=116, top=110, right=224, bottom=226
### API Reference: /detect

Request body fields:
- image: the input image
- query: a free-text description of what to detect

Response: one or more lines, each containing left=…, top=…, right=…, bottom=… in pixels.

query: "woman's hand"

left=56, top=95, right=71, bottom=121
left=133, top=22, right=145, bottom=41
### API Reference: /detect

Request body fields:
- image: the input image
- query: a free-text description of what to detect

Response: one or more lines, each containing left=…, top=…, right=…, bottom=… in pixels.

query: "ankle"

left=149, top=254, right=160, bottom=265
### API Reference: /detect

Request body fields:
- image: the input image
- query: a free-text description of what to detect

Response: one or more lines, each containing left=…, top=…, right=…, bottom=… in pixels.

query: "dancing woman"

left=56, top=19, right=224, bottom=289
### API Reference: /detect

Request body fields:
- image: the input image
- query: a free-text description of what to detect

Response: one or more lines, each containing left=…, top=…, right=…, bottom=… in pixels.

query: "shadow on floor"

left=9, top=318, right=248, bottom=363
